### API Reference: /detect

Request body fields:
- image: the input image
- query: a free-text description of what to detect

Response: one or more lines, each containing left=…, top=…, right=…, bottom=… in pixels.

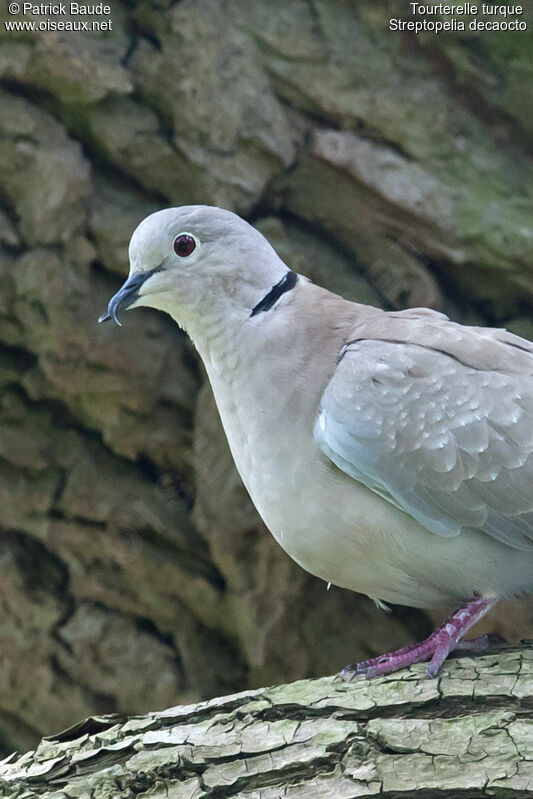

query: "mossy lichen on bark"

left=1, top=646, right=531, bottom=798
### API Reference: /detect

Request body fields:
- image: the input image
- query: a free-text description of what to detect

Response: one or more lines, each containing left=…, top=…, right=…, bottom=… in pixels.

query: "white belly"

left=203, top=308, right=533, bottom=611
left=216, top=393, right=533, bottom=609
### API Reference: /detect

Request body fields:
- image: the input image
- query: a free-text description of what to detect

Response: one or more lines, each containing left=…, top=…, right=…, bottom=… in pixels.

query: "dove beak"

left=98, top=267, right=160, bottom=327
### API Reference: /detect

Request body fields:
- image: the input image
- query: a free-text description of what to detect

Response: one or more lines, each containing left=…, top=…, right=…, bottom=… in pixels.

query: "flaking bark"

left=1, top=645, right=532, bottom=798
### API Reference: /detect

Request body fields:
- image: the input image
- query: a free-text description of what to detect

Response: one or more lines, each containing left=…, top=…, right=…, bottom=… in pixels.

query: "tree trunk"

left=1, top=645, right=531, bottom=798
left=0, top=0, right=532, bottom=756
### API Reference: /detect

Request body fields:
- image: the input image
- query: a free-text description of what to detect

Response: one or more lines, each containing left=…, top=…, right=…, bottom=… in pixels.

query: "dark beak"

left=98, top=268, right=159, bottom=327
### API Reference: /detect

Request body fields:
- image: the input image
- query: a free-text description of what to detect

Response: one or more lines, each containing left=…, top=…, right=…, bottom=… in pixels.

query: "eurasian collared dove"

left=99, top=206, right=533, bottom=678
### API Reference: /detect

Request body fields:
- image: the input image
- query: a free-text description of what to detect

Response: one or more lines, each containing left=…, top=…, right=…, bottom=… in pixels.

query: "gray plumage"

left=316, top=308, right=533, bottom=551
left=100, top=205, right=533, bottom=675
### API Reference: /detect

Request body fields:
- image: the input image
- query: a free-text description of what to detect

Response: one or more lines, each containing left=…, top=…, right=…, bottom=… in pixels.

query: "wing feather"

left=315, top=309, right=533, bottom=550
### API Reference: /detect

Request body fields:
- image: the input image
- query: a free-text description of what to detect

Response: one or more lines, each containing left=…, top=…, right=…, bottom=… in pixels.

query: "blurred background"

left=0, top=0, right=532, bottom=754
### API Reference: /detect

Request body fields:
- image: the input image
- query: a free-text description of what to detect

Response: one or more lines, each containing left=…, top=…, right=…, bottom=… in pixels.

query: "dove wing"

left=314, top=308, right=533, bottom=550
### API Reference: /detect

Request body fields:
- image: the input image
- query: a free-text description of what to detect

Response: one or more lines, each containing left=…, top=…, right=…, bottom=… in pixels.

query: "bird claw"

left=339, top=596, right=501, bottom=680
left=340, top=655, right=396, bottom=681
left=339, top=664, right=366, bottom=682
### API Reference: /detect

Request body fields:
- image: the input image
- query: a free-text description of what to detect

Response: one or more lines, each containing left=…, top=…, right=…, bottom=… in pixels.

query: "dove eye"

left=173, top=233, right=197, bottom=257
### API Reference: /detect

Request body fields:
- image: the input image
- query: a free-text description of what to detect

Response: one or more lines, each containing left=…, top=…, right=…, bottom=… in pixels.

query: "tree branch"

left=1, top=645, right=532, bottom=798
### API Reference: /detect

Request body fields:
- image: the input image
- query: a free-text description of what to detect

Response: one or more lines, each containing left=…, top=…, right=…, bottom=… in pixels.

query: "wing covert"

left=315, top=313, right=533, bottom=550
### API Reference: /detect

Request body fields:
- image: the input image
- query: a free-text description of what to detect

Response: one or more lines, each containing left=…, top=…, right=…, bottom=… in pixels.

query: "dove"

left=99, top=205, right=533, bottom=678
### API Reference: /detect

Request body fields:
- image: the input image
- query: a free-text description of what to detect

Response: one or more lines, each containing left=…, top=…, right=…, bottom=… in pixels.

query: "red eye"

left=173, top=234, right=196, bottom=257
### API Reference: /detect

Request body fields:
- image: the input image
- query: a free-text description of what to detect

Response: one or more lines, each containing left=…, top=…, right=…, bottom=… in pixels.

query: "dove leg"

left=342, top=595, right=498, bottom=680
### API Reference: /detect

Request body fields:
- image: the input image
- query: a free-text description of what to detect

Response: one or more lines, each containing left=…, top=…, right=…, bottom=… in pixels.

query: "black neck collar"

left=250, top=271, right=298, bottom=317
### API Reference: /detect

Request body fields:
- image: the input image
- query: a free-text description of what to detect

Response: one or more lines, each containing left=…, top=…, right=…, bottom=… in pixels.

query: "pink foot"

left=342, top=596, right=500, bottom=680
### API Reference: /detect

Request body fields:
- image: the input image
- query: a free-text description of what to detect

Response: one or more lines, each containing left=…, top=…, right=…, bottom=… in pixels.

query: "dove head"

left=99, top=206, right=292, bottom=348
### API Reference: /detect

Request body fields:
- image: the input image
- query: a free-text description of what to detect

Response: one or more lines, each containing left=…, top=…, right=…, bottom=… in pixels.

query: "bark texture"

left=0, top=645, right=532, bottom=798
left=0, top=0, right=532, bottom=754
